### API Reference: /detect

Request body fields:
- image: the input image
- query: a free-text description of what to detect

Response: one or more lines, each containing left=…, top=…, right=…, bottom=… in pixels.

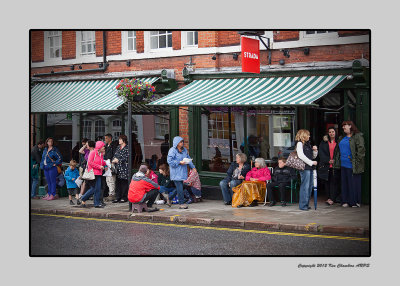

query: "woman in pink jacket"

left=245, top=158, right=271, bottom=182
left=78, top=141, right=107, bottom=208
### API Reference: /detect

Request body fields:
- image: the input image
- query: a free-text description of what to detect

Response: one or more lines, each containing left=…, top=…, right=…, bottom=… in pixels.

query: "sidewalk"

left=30, top=196, right=370, bottom=237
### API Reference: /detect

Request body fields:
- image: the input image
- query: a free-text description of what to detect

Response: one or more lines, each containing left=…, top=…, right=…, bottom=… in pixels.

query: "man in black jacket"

left=267, top=158, right=296, bottom=207
left=31, top=140, right=44, bottom=198
left=103, top=134, right=117, bottom=201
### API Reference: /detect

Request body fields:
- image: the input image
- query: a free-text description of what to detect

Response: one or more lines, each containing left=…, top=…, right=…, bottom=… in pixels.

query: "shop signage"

left=241, top=37, right=260, bottom=74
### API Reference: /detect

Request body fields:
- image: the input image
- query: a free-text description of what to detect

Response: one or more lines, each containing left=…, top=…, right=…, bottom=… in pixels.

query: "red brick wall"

left=136, top=31, right=144, bottom=53
left=95, top=31, right=104, bottom=57
left=198, top=31, right=218, bottom=48
left=273, top=31, right=300, bottom=42
left=107, top=31, right=121, bottom=55
left=179, top=107, right=190, bottom=150
left=218, top=31, right=240, bottom=47
left=172, top=31, right=181, bottom=50
left=338, top=30, right=370, bottom=37
left=62, top=31, right=76, bottom=60
left=31, top=31, right=44, bottom=62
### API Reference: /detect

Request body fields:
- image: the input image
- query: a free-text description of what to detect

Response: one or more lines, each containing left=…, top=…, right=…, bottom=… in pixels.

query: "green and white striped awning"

left=149, top=75, right=346, bottom=106
left=31, top=77, right=159, bottom=113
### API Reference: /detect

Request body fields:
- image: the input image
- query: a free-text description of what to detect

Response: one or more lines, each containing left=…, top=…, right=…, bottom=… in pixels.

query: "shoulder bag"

left=285, top=148, right=305, bottom=171
left=82, top=152, right=97, bottom=180
left=46, top=149, right=62, bottom=173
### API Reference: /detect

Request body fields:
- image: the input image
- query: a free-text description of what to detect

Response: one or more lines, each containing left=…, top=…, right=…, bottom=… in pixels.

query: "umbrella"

left=313, top=169, right=318, bottom=210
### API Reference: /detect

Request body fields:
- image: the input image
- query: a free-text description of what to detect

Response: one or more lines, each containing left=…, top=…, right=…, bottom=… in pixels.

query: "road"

left=30, top=214, right=370, bottom=256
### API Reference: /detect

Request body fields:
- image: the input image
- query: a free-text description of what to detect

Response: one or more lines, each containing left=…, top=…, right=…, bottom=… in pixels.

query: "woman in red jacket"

left=78, top=141, right=107, bottom=208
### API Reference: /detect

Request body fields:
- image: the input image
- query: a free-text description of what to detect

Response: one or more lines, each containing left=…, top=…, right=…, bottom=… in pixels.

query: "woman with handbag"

left=318, top=127, right=340, bottom=205
left=295, top=129, right=318, bottom=211
left=40, top=137, right=63, bottom=201
left=333, top=121, right=365, bottom=208
left=112, top=134, right=129, bottom=203
left=78, top=141, right=107, bottom=208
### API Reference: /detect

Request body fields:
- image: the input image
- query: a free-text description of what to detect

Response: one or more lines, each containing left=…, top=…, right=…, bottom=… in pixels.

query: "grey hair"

left=255, top=157, right=266, bottom=168
left=139, top=164, right=148, bottom=174
left=236, top=153, right=247, bottom=163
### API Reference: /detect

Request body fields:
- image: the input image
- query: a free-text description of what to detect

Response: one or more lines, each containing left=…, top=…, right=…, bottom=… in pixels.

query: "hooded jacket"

left=245, top=166, right=271, bottom=181
left=64, top=167, right=80, bottom=189
left=333, top=132, right=365, bottom=174
left=128, top=172, right=160, bottom=203
left=87, top=141, right=106, bottom=176
left=167, top=136, right=195, bottom=181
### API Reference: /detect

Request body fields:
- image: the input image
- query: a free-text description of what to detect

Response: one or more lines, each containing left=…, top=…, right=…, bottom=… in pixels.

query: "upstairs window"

left=302, top=30, right=338, bottom=39
left=154, top=115, right=169, bottom=139
left=150, top=31, right=172, bottom=49
left=186, top=31, right=198, bottom=46
left=80, top=31, right=96, bottom=56
left=127, top=31, right=136, bottom=51
left=94, top=119, right=105, bottom=139
left=47, top=31, right=62, bottom=59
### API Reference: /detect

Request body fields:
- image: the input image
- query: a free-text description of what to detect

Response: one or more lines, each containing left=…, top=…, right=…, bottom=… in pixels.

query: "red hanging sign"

left=241, top=37, right=260, bottom=74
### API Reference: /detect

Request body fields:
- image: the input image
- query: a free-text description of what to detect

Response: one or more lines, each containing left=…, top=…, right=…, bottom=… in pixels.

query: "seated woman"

left=232, top=158, right=271, bottom=208
left=158, top=163, right=175, bottom=206
left=219, top=153, right=251, bottom=205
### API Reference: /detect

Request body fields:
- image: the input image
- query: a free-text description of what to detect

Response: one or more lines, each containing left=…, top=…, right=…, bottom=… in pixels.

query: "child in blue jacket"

left=64, top=160, right=80, bottom=205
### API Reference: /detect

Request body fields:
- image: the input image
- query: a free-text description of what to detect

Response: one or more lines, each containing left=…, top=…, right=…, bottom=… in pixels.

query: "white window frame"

left=181, top=31, right=198, bottom=49
left=94, top=119, right=105, bottom=139
left=145, top=31, right=173, bottom=52
left=76, top=31, right=96, bottom=59
left=122, top=31, right=137, bottom=55
left=154, top=115, right=169, bottom=139
left=300, top=30, right=338, bottom=40
left=82, top=120, right=92, bottom=140
left=44, top=31, right=62, bottom=63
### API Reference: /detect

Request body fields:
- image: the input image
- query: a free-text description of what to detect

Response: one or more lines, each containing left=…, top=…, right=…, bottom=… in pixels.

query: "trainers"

left=179, top=204, right=188, bottom=209
left=147, top=207, right=159, bottom=212
left=342, top=203, right=349, bottom=207
left=281, top=201, right=287, bottom=207
left=69, top=200, right=75, bottom=205
left=356, top=203, right=361, bottom=207
left=268, top=201, right=276, bottom=207
left=76, top=199, right=81, bottom=205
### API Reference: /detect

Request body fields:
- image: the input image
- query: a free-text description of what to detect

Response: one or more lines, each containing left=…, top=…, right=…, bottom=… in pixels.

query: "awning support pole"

left=128, top=100, right=132, bottom=211
left=228, top=107, right=233, bottom=162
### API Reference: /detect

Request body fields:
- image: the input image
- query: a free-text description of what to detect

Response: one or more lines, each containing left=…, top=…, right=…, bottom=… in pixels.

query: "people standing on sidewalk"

left=40, top=137, right=63, bottom=201
left=267, top=158, right=295, bottom=207
left=318, top=127, right=340, bottom=206
left=158, top=164, right=175, bottom=206
left=219, top=153, right=251, bottom=205
left=167, top=136, right=196, bottom=209
left=112, top=134, right=129, bottom=203
left=64, top=160, right=80, bottom=205
left=30, top=140, right=44, bottom=199
left=103, top=134, right=117, bottom=202
left=78, top=141, right=107, bottom=208
left=295, top=129, right=318, bottom=211
left=128, top=164, right=160, bottom=212
left=333, top=121, right=365, bottom=208
left=78, top=140, right=95, bottom=198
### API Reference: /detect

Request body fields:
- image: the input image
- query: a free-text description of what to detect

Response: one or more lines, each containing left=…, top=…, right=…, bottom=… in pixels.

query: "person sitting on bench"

left=267, top=158, right=294, bottom=207
left=128, top=164, right=160, bottom=212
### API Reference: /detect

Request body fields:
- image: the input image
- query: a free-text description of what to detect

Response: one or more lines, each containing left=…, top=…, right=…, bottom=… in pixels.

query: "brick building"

left=30, top=30, right=370, bottom=202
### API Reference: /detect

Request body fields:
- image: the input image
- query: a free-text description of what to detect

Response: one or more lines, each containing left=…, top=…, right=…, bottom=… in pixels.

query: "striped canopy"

left=31, top=77, right=159, bottom=113
left=148, top=75, right=347, bottom=106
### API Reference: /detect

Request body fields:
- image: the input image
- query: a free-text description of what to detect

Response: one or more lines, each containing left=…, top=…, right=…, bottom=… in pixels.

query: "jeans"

left=160, top=186, right=175, bottom=196
left=220, top=179, right=242, bottom=203
left=299, top=170, right=313, bottom=210
left=31, top=177, right=39, bottom=198
left=341, top=167, right=362, bottom=206
left=44, top=166, right=58, bottom=196
left=173, top=181, right=186, bottom=205
left=81, top=175, right=102, bottom=206
left=190, top=187, right=202, bottom=198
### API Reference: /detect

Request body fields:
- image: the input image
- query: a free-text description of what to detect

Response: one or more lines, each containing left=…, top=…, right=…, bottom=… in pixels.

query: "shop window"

left=82, top=120, right=92, bottom=139
left=47, top=31, right=62, bottom=59
left=154, top=115, right=169, bottom=139
left=80, top=31, right=96, bottom=56
left=150, top=31, right=172, bottom=49
left=94, top=119, right=105, bottom=139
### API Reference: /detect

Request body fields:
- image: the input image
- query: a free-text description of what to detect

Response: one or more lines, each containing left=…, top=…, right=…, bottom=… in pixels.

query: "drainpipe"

left=32, top=31, right=108, bottom=77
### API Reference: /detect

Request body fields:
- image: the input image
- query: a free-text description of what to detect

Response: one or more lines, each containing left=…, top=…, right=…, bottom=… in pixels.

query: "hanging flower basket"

left=116, top=78, right=156, bottom=102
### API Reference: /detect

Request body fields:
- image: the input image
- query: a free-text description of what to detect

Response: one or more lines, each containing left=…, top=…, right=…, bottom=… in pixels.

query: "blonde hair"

left=295, top=129, right=310, bottom=144
left=236, top=153, right=247, bottom=163
left=69, top=159, right=77, bottom=168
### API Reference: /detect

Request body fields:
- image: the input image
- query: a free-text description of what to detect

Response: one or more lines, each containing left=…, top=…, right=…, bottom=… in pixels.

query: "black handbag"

left=111, top=164, right=118, bottom=175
